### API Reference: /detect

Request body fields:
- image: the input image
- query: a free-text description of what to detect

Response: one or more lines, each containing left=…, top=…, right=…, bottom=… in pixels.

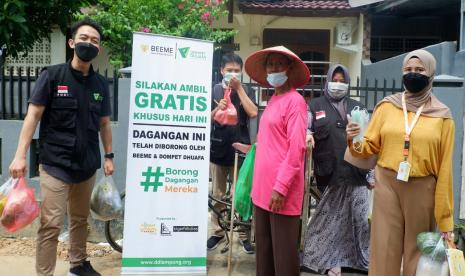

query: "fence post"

left=113, top=70, right=118, bottom=121
left=18, top=67, right=23, bottom=119
left=26, top=67, right=31, bottom=100
left=383, top=79, right=387, bottom=98
left=1, top=66, right=5, bottom=119
left=364, top=79, right=369, bottom=108
left=9, top=67, right=14, bottom=119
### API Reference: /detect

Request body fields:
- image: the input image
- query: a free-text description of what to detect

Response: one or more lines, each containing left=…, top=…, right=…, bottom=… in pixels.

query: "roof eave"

left=238, top=7, right=361, bottom=17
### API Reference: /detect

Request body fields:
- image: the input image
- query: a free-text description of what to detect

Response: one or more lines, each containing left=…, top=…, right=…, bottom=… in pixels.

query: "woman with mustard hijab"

left=346, top=49, right=455, bottom=276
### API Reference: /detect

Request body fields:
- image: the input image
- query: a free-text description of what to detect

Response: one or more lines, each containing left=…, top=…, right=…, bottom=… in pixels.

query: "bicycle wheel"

left=104, top=192, right=125, bottom=253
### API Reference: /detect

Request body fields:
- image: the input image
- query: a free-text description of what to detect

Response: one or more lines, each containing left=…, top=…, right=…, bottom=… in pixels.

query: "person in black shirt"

left=208, top=53, right=257, bottom=253
left=9, top=18, right=112, bottom=276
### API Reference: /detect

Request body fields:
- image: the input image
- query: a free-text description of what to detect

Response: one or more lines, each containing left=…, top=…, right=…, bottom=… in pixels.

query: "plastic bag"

left=214, top=88, right=238, bottom=126
left=415, top=255, right=449, bottom=276
left=367, top=189, right=374, bottom=223
left=350, top=106, right=370, bottom=144
left=1, top=177, right=39, bottom=232
left=365, top=170, right=375, bottom=223
left=90, top=176, right=123, bottom=221
left=416, top=232, right=449, bottom=276
left=446, top=245, right=465, bottom=275
left=234, top=144, right=256, bottom=221
left=0, top=178, right=17, bottom=215
left=417, top=232, right=446, bottom=261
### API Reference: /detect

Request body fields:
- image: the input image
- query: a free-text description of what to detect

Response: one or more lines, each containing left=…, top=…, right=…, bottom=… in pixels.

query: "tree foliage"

left=0, top=0, right=90, bottom=58
left=78, top=0, right=235, bottom=68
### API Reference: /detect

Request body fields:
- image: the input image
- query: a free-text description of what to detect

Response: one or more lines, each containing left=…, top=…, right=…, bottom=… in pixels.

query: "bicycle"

left=104, top=192, right=125, bottom=253
left=208, top=144, right=253, bottom=252
left=106, top=148, right=321, bottom=254
left=208, top=192, right=252, bottom=254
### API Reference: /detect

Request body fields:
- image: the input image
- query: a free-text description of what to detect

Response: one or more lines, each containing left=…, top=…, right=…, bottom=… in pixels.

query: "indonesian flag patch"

left=57, top=85, right=68, bottom=97
left=315, top=110, right=326, bottom=120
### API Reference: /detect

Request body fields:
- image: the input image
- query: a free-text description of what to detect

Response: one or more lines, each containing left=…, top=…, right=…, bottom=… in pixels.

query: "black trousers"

left=254, top=205, right=300, bottom=276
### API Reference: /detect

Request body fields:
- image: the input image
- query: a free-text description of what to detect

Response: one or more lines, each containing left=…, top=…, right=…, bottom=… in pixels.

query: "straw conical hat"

left=245, top=46, right=310, bottom=88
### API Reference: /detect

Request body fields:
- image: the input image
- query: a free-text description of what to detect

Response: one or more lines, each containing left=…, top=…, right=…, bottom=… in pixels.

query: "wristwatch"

left=104, top=153, right=114, bottom=159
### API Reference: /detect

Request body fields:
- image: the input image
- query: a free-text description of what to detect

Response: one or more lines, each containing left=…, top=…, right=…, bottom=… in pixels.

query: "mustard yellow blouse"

left=349, top=102, right=455, bottom=232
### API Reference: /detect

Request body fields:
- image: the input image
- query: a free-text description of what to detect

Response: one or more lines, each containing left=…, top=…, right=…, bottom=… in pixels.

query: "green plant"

left=454, top=223, right=465, bottom=251
left=0, top=0, right=89, bottom=59
left=77, top=0, right=235, bottom=68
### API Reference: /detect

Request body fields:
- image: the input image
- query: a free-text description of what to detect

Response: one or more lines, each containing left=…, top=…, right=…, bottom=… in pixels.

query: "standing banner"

left=122, top=33, right=213, bottom=275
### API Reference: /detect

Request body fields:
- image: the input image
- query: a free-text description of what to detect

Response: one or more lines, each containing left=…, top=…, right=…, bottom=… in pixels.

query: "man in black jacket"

left=9, top=18, right=113, bottom=276
left=208, top=53, right=257, bottom=253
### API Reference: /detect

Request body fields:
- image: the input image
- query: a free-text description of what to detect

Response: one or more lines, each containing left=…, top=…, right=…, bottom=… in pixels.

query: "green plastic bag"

left=234, top=144, right=256, bottom=221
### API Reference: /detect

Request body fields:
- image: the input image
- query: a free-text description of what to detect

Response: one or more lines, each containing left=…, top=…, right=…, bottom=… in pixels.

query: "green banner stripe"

left=122, top=257, right=206, bottom=267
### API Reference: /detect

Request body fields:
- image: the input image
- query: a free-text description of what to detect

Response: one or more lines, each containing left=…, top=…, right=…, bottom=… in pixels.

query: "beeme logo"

left=173, top=226, right=199, bottom=232
left=178, top=47, right=190, bottom=58
left=140, top=44, right=149, bottom=54
left=161, top=223, right=172, bottom=236
left=149, top=45, right=174, bottom=56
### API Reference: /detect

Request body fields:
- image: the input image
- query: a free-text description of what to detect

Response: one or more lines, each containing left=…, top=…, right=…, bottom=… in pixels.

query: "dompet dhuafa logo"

left=178, top=47, right=190, bottom=58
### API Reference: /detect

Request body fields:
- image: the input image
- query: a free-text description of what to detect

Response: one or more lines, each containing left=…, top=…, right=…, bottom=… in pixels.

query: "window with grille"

left=4, top=38, right=51, bottom=77
left=370, top=36, right=440, bottom=61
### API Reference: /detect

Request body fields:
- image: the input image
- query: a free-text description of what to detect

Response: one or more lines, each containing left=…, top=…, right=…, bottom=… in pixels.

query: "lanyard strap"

left=402, top=92, right=424, bottom=158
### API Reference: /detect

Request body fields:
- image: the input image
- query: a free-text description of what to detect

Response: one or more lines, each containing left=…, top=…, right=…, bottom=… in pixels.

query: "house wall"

left=361, top=41, right=465, bottom=222
left=46, top=29, right=116, bottom=76
left=214, top=12, right=364, bottom=85
left=50, top=28, right=67, bottom=65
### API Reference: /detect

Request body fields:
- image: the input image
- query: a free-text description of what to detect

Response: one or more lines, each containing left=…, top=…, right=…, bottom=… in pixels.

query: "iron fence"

left=0, top=67, right=119, bottom=121
left=1, top=66, right=403, bottom=122
left=245, top=77, right=403, bottom=113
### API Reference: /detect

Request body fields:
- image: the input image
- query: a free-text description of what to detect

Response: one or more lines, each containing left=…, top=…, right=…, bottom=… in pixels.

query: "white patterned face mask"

left=327, top=82, right=349, bottom=99
left=222, top=72, right=241, bottom=88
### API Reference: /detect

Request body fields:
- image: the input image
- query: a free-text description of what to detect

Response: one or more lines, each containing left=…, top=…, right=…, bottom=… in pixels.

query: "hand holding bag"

left=1, top=177, right=39, bottom=232
left=214, top=88, right=238, bottom=126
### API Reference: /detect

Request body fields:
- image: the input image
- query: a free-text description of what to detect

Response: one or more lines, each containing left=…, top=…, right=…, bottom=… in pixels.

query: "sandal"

left=327, top=268, right=341, bottom=276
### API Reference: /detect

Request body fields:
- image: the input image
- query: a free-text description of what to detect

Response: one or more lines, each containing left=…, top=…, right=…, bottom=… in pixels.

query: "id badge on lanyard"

left=397, top=93, right=424, bottom=182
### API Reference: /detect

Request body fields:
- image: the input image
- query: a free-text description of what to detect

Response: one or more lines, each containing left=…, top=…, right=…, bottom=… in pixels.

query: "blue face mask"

left=266, top=71, right=288, bottom=88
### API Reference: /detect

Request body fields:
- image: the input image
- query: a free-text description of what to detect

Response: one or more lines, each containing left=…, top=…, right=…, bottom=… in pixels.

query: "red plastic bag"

left=1, top=177, right=39, bottom=232
left=214, top=88, right=238, bottom=125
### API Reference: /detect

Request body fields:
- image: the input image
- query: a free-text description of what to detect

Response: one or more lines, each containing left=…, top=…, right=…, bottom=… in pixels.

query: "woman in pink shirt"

left=245, top=46, right=310, bottom=276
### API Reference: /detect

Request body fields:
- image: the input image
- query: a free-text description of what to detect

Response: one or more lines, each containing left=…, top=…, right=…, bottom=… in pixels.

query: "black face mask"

left=402, top=72, right=429, bottom=93
left=75, top=42, right=99, bottom=62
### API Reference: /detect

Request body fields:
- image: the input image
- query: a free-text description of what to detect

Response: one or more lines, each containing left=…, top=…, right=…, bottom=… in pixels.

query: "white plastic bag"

left=415, top=255, right=449, bottom=276
left=416, top=235, right=450, bottom=276
left=350, top=106, right=370, bottom=144
left=0, top=178, right=17, bottom=215
left=0, top=178, right=16, bottom=197
left=90, top=176, right=123, bottom=221
left=367, top=189, right=374, bottom=223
